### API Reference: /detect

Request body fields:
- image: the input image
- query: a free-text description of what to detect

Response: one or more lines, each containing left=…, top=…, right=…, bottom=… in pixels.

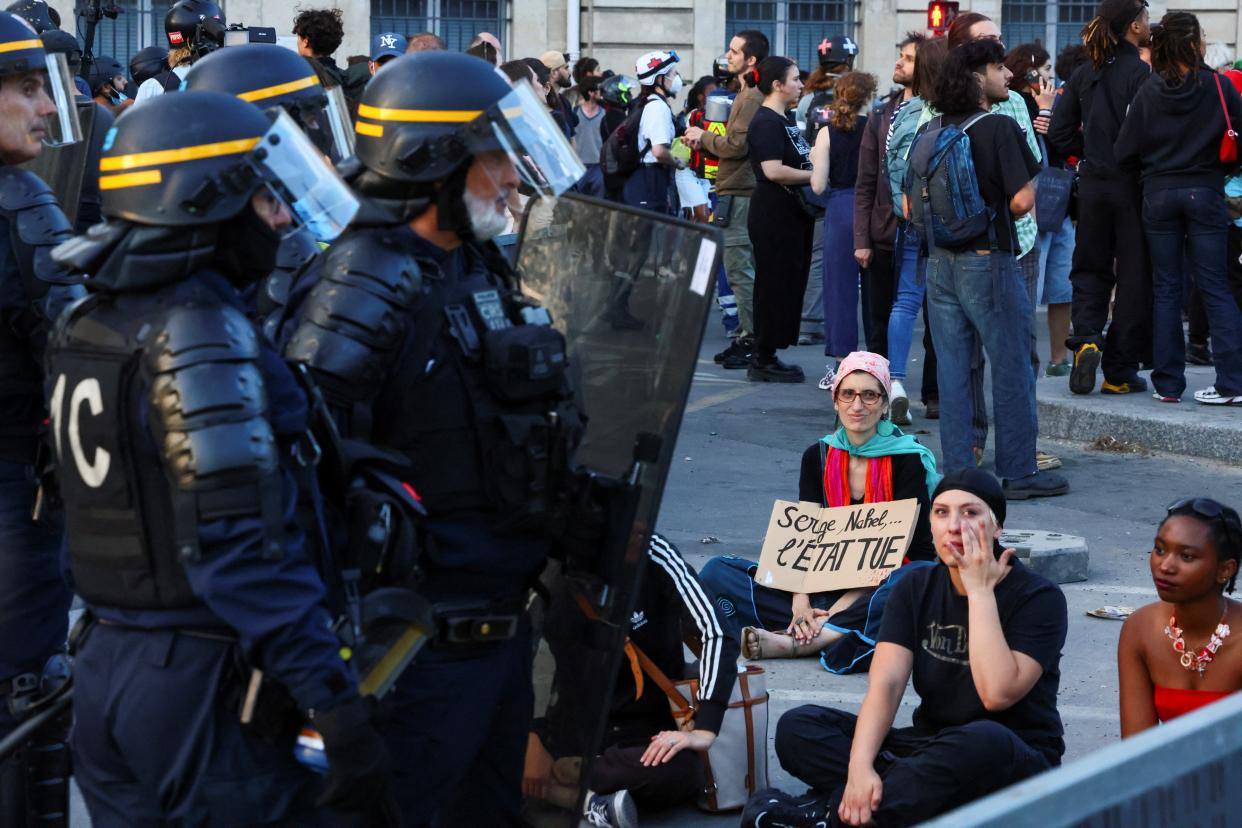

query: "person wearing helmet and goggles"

left=133, top=0, right=225, bottom=107
left=44, top=89, right=392, bottom=825
left=284, top=50, right=587, bottom=825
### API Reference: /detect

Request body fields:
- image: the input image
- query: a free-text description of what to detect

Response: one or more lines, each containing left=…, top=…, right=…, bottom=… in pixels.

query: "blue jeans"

left=1143, top=186, right=1242, bottom=397
left=926, top=250, right=1037, bottom=480
left=575, top=163, right=605, bottom=199
left=821, top=188, right=859, bottom=357
left=889, top=226, right=989, bottom=448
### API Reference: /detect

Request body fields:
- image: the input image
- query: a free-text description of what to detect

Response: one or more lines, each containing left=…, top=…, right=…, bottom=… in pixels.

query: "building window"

left=371, top=0, right=504, bottom=52
left=86, top=0, right=169, bottom=71
left=725, top=0, right=856, bottom=72
left=1001, top=0, right=1095, bottom=59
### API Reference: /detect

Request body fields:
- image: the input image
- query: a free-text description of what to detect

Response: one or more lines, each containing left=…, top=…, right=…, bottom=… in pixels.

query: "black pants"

left=589, top=739, right=703, bottom=811
left=1066, top=180, right=1152, bottom=380
left=774, top=705, right=1050, bottom=827
left=863, top=246, right=896, bottom=357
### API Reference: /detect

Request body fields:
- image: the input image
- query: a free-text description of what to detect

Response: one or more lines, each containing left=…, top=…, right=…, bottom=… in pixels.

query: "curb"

left=1037, top=398, right=1242, bottom=464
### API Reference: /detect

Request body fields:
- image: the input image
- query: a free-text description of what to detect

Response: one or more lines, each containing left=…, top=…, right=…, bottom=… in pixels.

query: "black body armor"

left=46, top=273, right=285, bottom=609
left=0, top=166, right=74, bottom=463
left=287, top=226, right=584, bottom=533
left=255, top=227, right=320, bottom=343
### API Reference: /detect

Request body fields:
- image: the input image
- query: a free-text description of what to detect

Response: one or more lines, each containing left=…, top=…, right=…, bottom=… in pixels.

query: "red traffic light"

left=927, top=0, right=959, bottom=35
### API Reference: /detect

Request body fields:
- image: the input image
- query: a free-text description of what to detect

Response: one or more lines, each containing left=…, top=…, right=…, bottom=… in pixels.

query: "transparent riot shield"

left=516, top=192, right=722, bottom=823
left=18, top=100, right=96, bottom=227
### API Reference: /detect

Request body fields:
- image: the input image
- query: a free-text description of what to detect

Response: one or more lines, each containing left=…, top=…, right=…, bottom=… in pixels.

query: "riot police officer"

left=183, top=42, right=356, bottom=339
left=0, top=12, right=82, bottom=826
left=46, top=89, right=388, bottom=824
left=285, top=51, right=586, bottom=825
left=133, top=0, right=224, bottom=105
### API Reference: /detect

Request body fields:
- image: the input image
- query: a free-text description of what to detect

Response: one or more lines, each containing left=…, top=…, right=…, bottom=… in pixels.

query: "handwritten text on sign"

left=754, top=499, right=921, bottom=593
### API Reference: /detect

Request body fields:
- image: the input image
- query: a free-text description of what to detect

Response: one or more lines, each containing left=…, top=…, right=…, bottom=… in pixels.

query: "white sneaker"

left=890, top=379, right=911, bottom=425
left=1194, top=386, right=1242, bottom=405
left=582, top=789, right=638, bottom=828
left=817, top=363, right=837, bottom=391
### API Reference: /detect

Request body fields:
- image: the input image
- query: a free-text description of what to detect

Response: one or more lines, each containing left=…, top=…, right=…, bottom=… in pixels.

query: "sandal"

left=742, top=626, right=802, bottom=660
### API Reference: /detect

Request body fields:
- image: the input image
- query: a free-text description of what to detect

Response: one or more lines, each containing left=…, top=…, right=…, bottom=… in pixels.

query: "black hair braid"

left=1081, top=0, right=1146, bottom=69
left=1151, top=11, right=1203, bottom=85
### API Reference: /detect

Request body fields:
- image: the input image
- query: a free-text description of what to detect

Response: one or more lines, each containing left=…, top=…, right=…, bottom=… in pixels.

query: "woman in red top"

left=1118, top=498, right=1242, bottom=736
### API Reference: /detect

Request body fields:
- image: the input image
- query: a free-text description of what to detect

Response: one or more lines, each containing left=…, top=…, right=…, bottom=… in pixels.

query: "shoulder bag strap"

left=1216, top=73, right=1237, bottom=141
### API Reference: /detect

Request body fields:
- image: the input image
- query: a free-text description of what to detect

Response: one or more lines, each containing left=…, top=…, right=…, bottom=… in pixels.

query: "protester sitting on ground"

left=744, top=469, right=1067, bottom=828
left=1118, top=498, right=1242, bottom=736
left=525, top=533, right=738, bottom=827
left=697, top=352, right=938, bottom=672
left=1114, top=11, right=1242, bottom=406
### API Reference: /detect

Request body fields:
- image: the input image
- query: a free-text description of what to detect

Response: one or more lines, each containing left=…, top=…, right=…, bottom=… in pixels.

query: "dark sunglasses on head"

left=1167, top=497, right=1242, bottom=547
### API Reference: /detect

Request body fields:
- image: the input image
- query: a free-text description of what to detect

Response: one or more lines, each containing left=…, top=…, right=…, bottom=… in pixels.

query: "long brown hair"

left=804, top=66, right=836, bottom=95
left=910, top=36, right=949, bottom=99
left=830, top=71, right=878, bottom=131
left=1151, top=11, right=1203, bottom=84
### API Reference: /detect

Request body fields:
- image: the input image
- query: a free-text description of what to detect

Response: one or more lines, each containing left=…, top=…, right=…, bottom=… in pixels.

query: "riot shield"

left=516, top=193, right=722, bottom=824
left=17, top=100, right=96, bottom=227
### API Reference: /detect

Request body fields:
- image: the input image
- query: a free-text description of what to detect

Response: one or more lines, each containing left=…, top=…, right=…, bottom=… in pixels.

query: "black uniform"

left=1048, top=40, right=1153, bottom=383
left=287, top=222, right=583, bottom=825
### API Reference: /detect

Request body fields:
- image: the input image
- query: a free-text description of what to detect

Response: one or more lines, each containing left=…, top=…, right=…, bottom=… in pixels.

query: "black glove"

left=312, top=695, right=393, bottom=814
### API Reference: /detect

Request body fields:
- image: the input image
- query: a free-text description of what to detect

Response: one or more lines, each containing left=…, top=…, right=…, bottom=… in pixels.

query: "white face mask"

left=665, top=73, right=684, bottom=96
left=463, top=186, right=509, bottom=241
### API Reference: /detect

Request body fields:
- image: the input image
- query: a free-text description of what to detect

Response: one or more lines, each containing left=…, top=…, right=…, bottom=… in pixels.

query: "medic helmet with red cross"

left=635, top=49, right=680, bottom=86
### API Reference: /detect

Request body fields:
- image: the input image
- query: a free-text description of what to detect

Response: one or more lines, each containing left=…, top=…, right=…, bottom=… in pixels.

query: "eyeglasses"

left=835, top=388, right=883, bottom=406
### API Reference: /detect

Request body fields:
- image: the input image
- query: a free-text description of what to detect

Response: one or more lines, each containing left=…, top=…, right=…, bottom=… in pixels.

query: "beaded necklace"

left=1165, top=602, right=1231, bottom=676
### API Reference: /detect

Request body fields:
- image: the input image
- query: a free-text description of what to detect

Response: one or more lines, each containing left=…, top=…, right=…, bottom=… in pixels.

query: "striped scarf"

left=823, top=447, right=893, bottom=507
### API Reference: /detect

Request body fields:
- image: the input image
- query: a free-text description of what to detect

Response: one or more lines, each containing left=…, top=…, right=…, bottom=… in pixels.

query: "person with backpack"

left=614, top=49, right=683, bottom=215
left=908, top=39, right=1069, bottom=499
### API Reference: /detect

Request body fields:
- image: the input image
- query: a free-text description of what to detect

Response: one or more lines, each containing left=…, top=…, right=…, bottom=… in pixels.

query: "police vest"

left=47, top=276, right=285, bottom=610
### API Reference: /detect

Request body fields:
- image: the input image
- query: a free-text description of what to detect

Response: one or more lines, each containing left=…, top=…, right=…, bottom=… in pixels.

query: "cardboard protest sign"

left=753, top=499, right=922, bottom=593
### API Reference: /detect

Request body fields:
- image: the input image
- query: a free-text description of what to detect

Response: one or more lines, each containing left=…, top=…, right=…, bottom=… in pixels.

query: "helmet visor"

left=291, top=85, right=355, bottom=165
left=485, top=81, right=584, bottom=197
left=42, top=52, right=82, bottom=147
left=323, top=84, right=356, bottom=162
left=250, top=110, right=359, bottom=241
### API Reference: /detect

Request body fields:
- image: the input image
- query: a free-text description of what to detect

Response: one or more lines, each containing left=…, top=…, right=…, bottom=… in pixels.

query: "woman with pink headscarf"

left=697, top=352, right=941, bottom=672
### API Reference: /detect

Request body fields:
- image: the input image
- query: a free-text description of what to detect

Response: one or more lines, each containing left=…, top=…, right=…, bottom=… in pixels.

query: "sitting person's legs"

left=590, top=740, right=703, bottom=811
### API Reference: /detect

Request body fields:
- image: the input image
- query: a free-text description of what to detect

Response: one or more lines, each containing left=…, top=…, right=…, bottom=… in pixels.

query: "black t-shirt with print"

left=878, top=560, right=1068, bottom=764
left=937, top=110, right=1040, bottom=252
left=748, top=105, right=812, bottom=186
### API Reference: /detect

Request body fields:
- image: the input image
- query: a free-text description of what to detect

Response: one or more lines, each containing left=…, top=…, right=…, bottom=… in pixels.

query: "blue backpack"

left=903, top=112, right=994, bottom=252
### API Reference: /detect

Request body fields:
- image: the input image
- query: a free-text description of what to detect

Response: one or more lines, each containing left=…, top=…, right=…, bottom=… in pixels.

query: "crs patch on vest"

left=47, top=352, right=132, bottom=509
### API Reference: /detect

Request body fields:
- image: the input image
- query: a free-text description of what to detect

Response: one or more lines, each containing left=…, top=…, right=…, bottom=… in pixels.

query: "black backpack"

left=601, top=95, right=657, bottom=180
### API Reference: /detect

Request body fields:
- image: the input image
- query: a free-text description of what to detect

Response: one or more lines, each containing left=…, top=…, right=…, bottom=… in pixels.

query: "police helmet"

left=0, top=11, right=80, bottom=145
left=129, top=45, right=168, bottom=87
left=600, top=73, right=637, bottom=107
left=99, top=90, right=358, bottom=239
left=353, top=51, right=582, bottom=196
left=5, top=0, right=53, bottom=33
left=87, top=55, right=125, bottom=96
left=817, top=35, right=858, bottom=70
left=165, top=0, right=224, bottom=57
left=184, top=43, right=353, bottom=162
left=712, top=52, right=732, bottom=84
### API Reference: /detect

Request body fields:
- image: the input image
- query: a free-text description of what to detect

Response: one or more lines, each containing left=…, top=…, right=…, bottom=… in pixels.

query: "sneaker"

left=1045, top=361, right=1072, bottom=378
left=890, top=379, right=912, bottom=425
left=816, top=363, right=837, bottom=391
left=582, top=790, right=637, bottom=828
left=1186, top=341, right=1213, bottom=366
left=1100, top=375, right=1148, bottom=395
left=1194, top=386, right=1242, bottom=405
left=973, top=447, right=984, bottom=467
left=741, top=788, right=830, bottom=828
left=797, top=331, right=825, bottom=346
left=923, top=399, right=940, bottom=419
left=1069, top=343, right=1101, bottom=395
left=1036, top=449, right=1062, bottom=471
left=1152, top=391, right=1181, bottom=403
left=749, top=358, right=806, bottom=383
left=1003, top=469, right=1070, bottom=500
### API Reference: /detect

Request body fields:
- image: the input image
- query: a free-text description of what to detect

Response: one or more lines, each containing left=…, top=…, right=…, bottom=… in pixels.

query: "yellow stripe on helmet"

left=99, top=169, right=163, bottom=190
left=100, top=137, right=261, bottom=172
left=237, top=74, right=320, bottom=103
left=357, top=103, right=482, bottom=123
left=0, top=39, right=42, bottom=54
left=355, top=120, right=383, bottom=138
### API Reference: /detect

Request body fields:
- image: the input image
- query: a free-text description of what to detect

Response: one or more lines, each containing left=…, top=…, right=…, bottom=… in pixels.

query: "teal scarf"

left=820, top=420, right=942, bottom=498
